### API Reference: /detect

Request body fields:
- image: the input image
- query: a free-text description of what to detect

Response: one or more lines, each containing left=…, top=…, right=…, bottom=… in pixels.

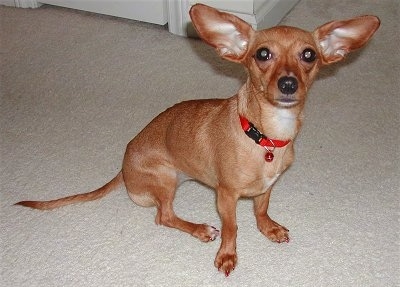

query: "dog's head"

left=189, top=4, right=380, bottom=110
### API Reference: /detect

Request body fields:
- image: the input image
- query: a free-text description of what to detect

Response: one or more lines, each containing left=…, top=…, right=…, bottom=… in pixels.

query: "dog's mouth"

left=274, top=96, right=299, bottom=108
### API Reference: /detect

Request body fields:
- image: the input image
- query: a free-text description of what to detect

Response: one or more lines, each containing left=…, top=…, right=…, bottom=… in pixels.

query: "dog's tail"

left=14, top=171, right=124, bottom=210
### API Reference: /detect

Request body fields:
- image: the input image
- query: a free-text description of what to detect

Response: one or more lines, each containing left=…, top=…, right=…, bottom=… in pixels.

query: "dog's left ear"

left=189, top=4, right=254, bottom=63
left=314, top=15, right=380, bottom=64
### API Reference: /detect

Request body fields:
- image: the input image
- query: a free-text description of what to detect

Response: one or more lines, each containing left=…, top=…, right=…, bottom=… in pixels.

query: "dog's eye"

left=301, top=48, right=316, bottom=63
left=255, top=48, right=272, bottom=61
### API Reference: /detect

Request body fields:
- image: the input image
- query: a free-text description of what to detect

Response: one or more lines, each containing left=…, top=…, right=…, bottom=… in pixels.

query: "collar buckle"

left=244, top=122, right=263, bottom=144
left=239, top=115, right=291, bottom=162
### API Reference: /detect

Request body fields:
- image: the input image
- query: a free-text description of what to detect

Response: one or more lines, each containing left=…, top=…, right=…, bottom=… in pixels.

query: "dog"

left=15, top=4, right=380, bottom=276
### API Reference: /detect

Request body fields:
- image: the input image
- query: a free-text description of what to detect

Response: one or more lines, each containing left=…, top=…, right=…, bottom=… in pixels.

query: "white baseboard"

left=13, top=0, right=41, bottom=8
left=0, top=0, right=16, bottom=6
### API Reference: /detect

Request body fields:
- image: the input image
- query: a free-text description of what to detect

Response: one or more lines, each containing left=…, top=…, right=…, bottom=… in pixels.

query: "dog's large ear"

left=314, top=15, right=380, bottom=65
left=189, top=4, right=254, bottom=63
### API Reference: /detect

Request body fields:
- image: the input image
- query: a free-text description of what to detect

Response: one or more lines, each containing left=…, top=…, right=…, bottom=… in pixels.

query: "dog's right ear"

left=189, top=4, right=254, bottom=63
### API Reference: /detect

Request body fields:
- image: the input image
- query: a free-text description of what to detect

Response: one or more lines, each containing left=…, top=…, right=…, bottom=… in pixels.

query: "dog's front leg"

left=253, top=187, right=289, bottom=243
left=214, top=188, right=239, bottom=276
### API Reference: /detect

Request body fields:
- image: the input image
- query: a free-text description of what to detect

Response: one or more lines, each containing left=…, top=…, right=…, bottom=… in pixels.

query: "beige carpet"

left=1, top=1, right=399, bottom=286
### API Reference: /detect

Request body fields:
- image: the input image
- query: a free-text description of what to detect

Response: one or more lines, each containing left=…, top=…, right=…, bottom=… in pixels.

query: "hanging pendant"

left=265, top=151, right=274, bottom=162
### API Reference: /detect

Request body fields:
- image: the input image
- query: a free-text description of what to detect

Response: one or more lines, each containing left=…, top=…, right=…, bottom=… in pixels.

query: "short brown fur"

left=15, top=4, right=380, bottom=276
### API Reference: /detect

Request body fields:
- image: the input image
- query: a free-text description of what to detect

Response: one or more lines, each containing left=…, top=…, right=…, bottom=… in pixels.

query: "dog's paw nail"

left=279, top=238, right=289, bottom=244
left=208, top=226, right=220, bottom=241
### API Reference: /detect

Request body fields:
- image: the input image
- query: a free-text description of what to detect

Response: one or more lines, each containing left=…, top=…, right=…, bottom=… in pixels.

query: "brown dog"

left=16, top=4, right=380, bottom=276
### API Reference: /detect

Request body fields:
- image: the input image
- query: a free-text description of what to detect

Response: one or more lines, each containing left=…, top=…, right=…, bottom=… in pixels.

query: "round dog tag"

left=265, top=152, right=274, bottom=162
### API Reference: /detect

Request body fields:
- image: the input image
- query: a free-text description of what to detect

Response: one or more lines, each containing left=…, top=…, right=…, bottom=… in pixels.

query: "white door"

left=38, top=0, right=168, bottom=25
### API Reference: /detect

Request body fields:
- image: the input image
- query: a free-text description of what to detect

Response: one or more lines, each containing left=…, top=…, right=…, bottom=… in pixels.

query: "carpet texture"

left=1, top=1, right=399, bottom=286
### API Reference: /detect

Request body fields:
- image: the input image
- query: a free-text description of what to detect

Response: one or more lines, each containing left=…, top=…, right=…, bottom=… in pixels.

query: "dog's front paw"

left=257, top=217, right=289, bottom=243
left=193, top=224, right=220, bottom=242
left=214, top=251, right=237, bottom=277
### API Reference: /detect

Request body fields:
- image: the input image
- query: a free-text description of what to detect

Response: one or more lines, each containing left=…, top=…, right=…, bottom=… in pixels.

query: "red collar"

left=239, top=115, right=291, bottom=149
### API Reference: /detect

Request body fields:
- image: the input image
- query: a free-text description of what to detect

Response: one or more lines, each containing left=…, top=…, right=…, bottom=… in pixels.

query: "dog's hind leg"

left=123, top=162, right=219, bottom=243
left=155, top=193, right=220, bottom=243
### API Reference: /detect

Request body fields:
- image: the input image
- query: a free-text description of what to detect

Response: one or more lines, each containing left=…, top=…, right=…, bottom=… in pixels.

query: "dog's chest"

left=241, top=170, right=282, bottom=197
left=236, top=148, right=289, bottom=197
left=263, top=173, right=280, bottom=188
left=271, top=109, right=298, bottom=139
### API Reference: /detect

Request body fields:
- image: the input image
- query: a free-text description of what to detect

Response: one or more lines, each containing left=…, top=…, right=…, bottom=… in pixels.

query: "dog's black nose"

left=278, top=76, right=298, bottom=95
